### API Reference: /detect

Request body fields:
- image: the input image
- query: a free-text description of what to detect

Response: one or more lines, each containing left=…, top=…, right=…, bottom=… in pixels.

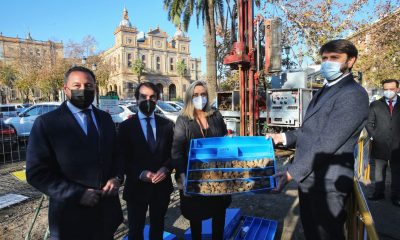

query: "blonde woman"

left=172, top=80, right=231, bottom=240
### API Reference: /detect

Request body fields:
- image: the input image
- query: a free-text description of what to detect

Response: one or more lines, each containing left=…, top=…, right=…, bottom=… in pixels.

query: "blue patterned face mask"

left=320, top=61, right=344, bottom=81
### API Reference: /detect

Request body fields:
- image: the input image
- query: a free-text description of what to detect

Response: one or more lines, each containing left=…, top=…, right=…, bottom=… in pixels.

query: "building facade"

left=0, top=33, right=63, bottom=65
left=347, top=8, right=400, bottom=87
left=0, top=33, right=64, bottom=102
left=101, top=8, right=201, bottom=100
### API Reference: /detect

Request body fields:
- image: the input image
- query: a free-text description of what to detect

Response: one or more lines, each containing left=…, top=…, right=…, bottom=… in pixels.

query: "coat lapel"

left=92, top=106, right=104, bottom=151
left=303, top=75, right=353, bottom=123
left=154, top=115, right=163, bottom=151
left=60, top=102, right=88, bottom=142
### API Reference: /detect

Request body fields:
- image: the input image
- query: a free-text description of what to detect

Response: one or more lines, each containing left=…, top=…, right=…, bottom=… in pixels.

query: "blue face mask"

left=320, top=61, right=344, bottom=81
left=193, top=96, right=207, bottom=110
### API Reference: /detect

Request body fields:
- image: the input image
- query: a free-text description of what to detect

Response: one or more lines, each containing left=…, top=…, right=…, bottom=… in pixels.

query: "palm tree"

left=164, top=0, right=225, bottom=101
left=132, top=59, right=145, bottom=83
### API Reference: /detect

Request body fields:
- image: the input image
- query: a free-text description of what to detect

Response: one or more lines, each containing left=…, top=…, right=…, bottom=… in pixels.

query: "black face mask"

left=139, top=100, right=156, bottom=116
left=68, top=89, right=95, bottom=109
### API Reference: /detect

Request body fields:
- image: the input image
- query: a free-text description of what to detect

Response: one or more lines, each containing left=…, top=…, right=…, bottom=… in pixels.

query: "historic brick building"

left=101, top=7, right=202, bottom=100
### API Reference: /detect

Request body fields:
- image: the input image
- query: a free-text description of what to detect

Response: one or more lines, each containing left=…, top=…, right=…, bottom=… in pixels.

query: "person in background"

left=172, top=80, right=231, bottom=240
left=118, top=82, right=174, bottom=240
left=26, top=66, right=123, bottom=240
left=366, top=79, right=400, bottom=207
left=267, top=39, right=369, bottom=239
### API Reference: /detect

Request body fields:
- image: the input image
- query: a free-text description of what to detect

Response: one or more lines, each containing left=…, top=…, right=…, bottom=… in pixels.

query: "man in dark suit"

left=267, top=39, right=369, bottom=239
left=26, top=66, right=123, bottom=240
left=366, top=79, right=400, bottom=206
left=118, top=82, right=174, bottom=240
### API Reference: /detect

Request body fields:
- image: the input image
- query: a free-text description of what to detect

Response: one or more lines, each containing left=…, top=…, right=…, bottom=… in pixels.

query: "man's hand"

left=152, top=167, right=169, bottom=184
left=140, top=170, right=155, bottom=183
left=80, top=189, right=102, bottom=207
left=177, top=173, right=186, bottom=190
left=265, top=133, right=284, bottom=145
left=102, top=178, right=121, bottom=196
left=272, top=171, right=293, bottom=193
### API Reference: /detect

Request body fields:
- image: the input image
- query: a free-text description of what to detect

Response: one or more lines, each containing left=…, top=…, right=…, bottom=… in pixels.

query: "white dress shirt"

left=66, top=101, right=98, bottom=135
left=386, top=95, right=398, bottom=106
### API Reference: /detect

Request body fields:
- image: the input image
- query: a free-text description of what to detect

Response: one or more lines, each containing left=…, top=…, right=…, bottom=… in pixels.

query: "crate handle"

left=217, top=147, right=239, bottom=158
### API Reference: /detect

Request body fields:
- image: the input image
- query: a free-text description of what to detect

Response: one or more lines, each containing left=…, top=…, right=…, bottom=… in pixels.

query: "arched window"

left=169, top=58, right=174, bottom=71
left=169, top=84, right=176, bottom=100
left=156, top=56, right=161, bottom=71
left=127, top=53, right=132, bottom=67
left=141, top=55, right=146, bottom=67
left=156, top=83, right=164, bottom=100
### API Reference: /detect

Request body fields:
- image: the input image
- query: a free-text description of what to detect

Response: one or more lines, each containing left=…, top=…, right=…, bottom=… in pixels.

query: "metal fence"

left=346, top=132, right=379, bottom=240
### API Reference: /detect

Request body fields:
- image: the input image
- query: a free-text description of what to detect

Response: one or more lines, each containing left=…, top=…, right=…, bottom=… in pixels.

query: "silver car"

left=4, top=102, right=61, bottom=138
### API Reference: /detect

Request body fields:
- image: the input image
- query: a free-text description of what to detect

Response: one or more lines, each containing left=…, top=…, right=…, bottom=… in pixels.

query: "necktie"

left=389, top=100, right=393, bottom=115
left=82, top=109, right=99, bottom=146
left=314, top=85, right=330, bottom=105
left=145, top=117, right=156, bottom=152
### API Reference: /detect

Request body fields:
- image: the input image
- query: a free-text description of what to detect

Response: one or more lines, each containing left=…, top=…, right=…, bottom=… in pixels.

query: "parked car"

left=0, top=104, right=18, bottom=119
left=4, top=102, right=61, bottom=138
left=165, top=101, right=184, bottom=111
left=126, top=101, right=180, bottom=122
left=0, top=120, right=17, bottom=156
left=110, top=105, right=135, bottom=125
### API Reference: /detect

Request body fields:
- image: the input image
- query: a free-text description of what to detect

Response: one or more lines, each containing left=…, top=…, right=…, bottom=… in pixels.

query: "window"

left=169, top=58, right=174, bottom=71
left=127, top=53, right=132, bottom=67
left=42, top=105, right=58, bottom=114
left=182, top=46, right=186, bottom=52
left=8, top=47, right=13, bottom=52
left=141, top=55, right=146, bottom=66
left=25, top=106, right=42, bottom=116
left=183, top=84, right=186, bottom=92
left=36, top=49, right=40, bottom=56
left=192, top=63, right=194, bottom=69
left=156, top=56, right=161, bottom=71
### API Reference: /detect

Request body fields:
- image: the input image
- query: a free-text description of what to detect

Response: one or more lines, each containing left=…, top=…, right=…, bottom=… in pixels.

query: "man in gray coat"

left=267, top=39, right=369, bottom=239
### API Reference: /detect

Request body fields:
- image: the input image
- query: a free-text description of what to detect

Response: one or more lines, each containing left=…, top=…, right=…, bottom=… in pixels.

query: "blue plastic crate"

left=185, top=136, right=276, bottom=195
left=123, top=225, right=177, bottom=240
left=233, top=216, right=278, bottom=240
left=184, top=208, right=241, bottom=240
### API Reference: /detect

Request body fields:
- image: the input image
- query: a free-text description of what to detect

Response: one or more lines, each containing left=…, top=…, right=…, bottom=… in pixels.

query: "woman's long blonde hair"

left=181, top=80, right=214, bottom=120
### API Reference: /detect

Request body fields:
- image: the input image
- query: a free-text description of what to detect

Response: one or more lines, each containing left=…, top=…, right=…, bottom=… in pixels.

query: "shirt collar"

left=66, top=101, right=93, bottom=114
left=138, top=110, right=155, bottom=120
left=325, top=72, right=351, bottom=87
left=386, top=95, right=398, bottom=103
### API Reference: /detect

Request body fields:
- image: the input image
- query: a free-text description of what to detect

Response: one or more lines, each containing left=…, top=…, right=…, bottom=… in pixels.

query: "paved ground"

left=0, top=153, right=399, bottom=240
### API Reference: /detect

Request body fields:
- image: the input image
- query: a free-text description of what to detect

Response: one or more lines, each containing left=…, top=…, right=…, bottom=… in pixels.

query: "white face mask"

left=193, top=96, right=207, bottom=110
left=383, top=90, right=396, bottom=99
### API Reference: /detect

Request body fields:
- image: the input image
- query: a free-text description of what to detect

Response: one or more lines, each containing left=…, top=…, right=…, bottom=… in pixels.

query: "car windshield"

left=157, top=101, right=178, bottom=112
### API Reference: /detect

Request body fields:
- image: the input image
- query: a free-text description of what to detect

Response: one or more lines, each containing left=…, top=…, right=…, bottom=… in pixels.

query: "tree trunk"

left=204, top=0, right=218, bottom=103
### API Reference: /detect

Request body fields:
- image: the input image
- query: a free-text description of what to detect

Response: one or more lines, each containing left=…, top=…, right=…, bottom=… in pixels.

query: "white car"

left=4, top=102, right=61, bottom=138
left=110, top=105, right=135, bottom=123
left=165, top=101, right=184, bottom=111
left=126, top=101, right=180, bottom=123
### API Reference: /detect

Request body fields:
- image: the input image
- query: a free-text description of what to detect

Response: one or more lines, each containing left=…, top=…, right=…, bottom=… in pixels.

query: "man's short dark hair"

left=64, top=66, right=96, bottom=84
left=381, top=79, right=399, bottom=87
left=134, top=82, right=160, bottom=100
left=319, top=39, right=358, bottom=59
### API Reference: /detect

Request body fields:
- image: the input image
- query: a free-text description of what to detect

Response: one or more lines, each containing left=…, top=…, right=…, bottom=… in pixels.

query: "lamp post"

left=283, top=46, right=291, bottom=70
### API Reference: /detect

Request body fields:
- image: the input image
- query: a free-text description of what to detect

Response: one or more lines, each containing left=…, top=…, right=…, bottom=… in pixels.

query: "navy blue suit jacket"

left=26, top=102, right=123, bottom=239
